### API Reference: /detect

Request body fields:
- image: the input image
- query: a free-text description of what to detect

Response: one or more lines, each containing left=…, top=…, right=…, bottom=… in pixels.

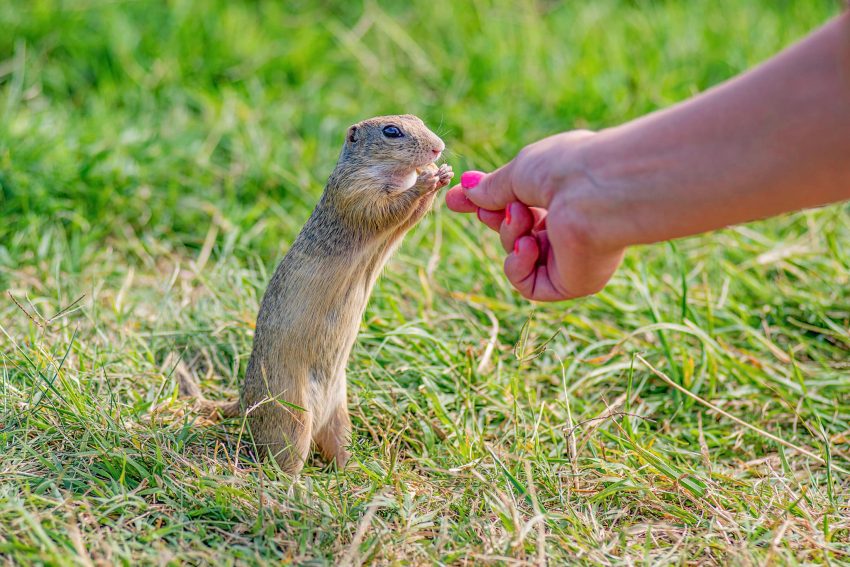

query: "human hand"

left=445, top=14, right=850, bottom=302
left=445, top=131, right=626, bottom=301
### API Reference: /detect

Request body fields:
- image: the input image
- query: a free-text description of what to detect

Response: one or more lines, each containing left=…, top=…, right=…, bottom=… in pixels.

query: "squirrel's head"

left=341, top=114, right=445, bottom=172
left=320, top=114, right=450, bottom=235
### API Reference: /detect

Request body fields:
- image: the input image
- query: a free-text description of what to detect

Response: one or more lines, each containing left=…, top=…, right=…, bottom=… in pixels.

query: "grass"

left=1, top=0, right=849, bottom=564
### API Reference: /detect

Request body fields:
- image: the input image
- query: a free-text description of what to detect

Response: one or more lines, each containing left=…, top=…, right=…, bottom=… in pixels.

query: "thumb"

left=461, top=161, right=517, bottom=211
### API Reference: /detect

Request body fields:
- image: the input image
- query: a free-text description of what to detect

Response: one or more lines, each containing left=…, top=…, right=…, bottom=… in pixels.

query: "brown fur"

left=181, top=115, right=453, bottom=474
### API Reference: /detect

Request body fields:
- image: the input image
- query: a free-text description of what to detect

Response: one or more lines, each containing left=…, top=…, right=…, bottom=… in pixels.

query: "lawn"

left=1, top=0, right=848, bottom=564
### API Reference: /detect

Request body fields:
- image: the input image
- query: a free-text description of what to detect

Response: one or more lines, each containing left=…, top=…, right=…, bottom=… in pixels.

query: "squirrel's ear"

left=347, top=125, right=358, bottom=143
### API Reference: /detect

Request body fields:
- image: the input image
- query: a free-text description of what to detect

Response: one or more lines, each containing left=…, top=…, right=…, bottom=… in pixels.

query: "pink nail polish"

left=461, top=170, right=485, bottom=189
left=514, top=239, right=520, bottom=254
left=505, top=203, right=512, bottom=225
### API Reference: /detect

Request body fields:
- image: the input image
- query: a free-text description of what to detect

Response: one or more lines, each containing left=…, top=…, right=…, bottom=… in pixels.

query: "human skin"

left=446, top=12, right=850, bottom=302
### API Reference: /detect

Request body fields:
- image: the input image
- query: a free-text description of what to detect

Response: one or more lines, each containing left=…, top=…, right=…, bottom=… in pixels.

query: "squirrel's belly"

left=308, top=366, right=347, bottom=429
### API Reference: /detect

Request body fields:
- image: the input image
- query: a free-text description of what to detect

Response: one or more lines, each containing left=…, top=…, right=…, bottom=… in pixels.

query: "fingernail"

left=513, top=239, right=520, bottom=254
left=505, top=203, right=513, bottom=225
left=461, top=170, right=485, bottom=189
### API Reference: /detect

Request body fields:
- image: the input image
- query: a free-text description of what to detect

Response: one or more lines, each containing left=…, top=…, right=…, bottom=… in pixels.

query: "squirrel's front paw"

left=436, top=164, right=454, bottom=189
left=414, top=166, right=440, bottom=194
left=415, top=164, right=454, bottom=195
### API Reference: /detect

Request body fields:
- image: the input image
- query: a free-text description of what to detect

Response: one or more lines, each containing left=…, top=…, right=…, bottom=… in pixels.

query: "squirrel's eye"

left=382, top=125, right=403, bottom=138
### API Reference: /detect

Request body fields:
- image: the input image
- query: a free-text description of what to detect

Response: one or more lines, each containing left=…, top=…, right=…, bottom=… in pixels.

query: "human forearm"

left=577, top=13, right=850, bottom=250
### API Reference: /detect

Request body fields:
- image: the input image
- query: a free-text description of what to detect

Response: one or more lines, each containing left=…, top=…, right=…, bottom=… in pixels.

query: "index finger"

left=445, top=185, right=477, bottom=213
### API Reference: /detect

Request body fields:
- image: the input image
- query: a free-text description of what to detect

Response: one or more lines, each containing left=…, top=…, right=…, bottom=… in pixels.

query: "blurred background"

left=1, top=0, right=837, bottom=271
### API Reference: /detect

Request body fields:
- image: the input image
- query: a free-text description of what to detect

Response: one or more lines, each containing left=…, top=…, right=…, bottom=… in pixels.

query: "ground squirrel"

left=180, top=114, right=453, bottom=474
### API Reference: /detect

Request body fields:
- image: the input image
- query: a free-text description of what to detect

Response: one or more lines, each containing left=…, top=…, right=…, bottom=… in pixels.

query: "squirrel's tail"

left=168, top=354, right=241, bottom=419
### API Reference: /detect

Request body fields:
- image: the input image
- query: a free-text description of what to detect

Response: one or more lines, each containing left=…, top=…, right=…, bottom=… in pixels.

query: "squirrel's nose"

left=431, top=143, right=445, bottom=157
